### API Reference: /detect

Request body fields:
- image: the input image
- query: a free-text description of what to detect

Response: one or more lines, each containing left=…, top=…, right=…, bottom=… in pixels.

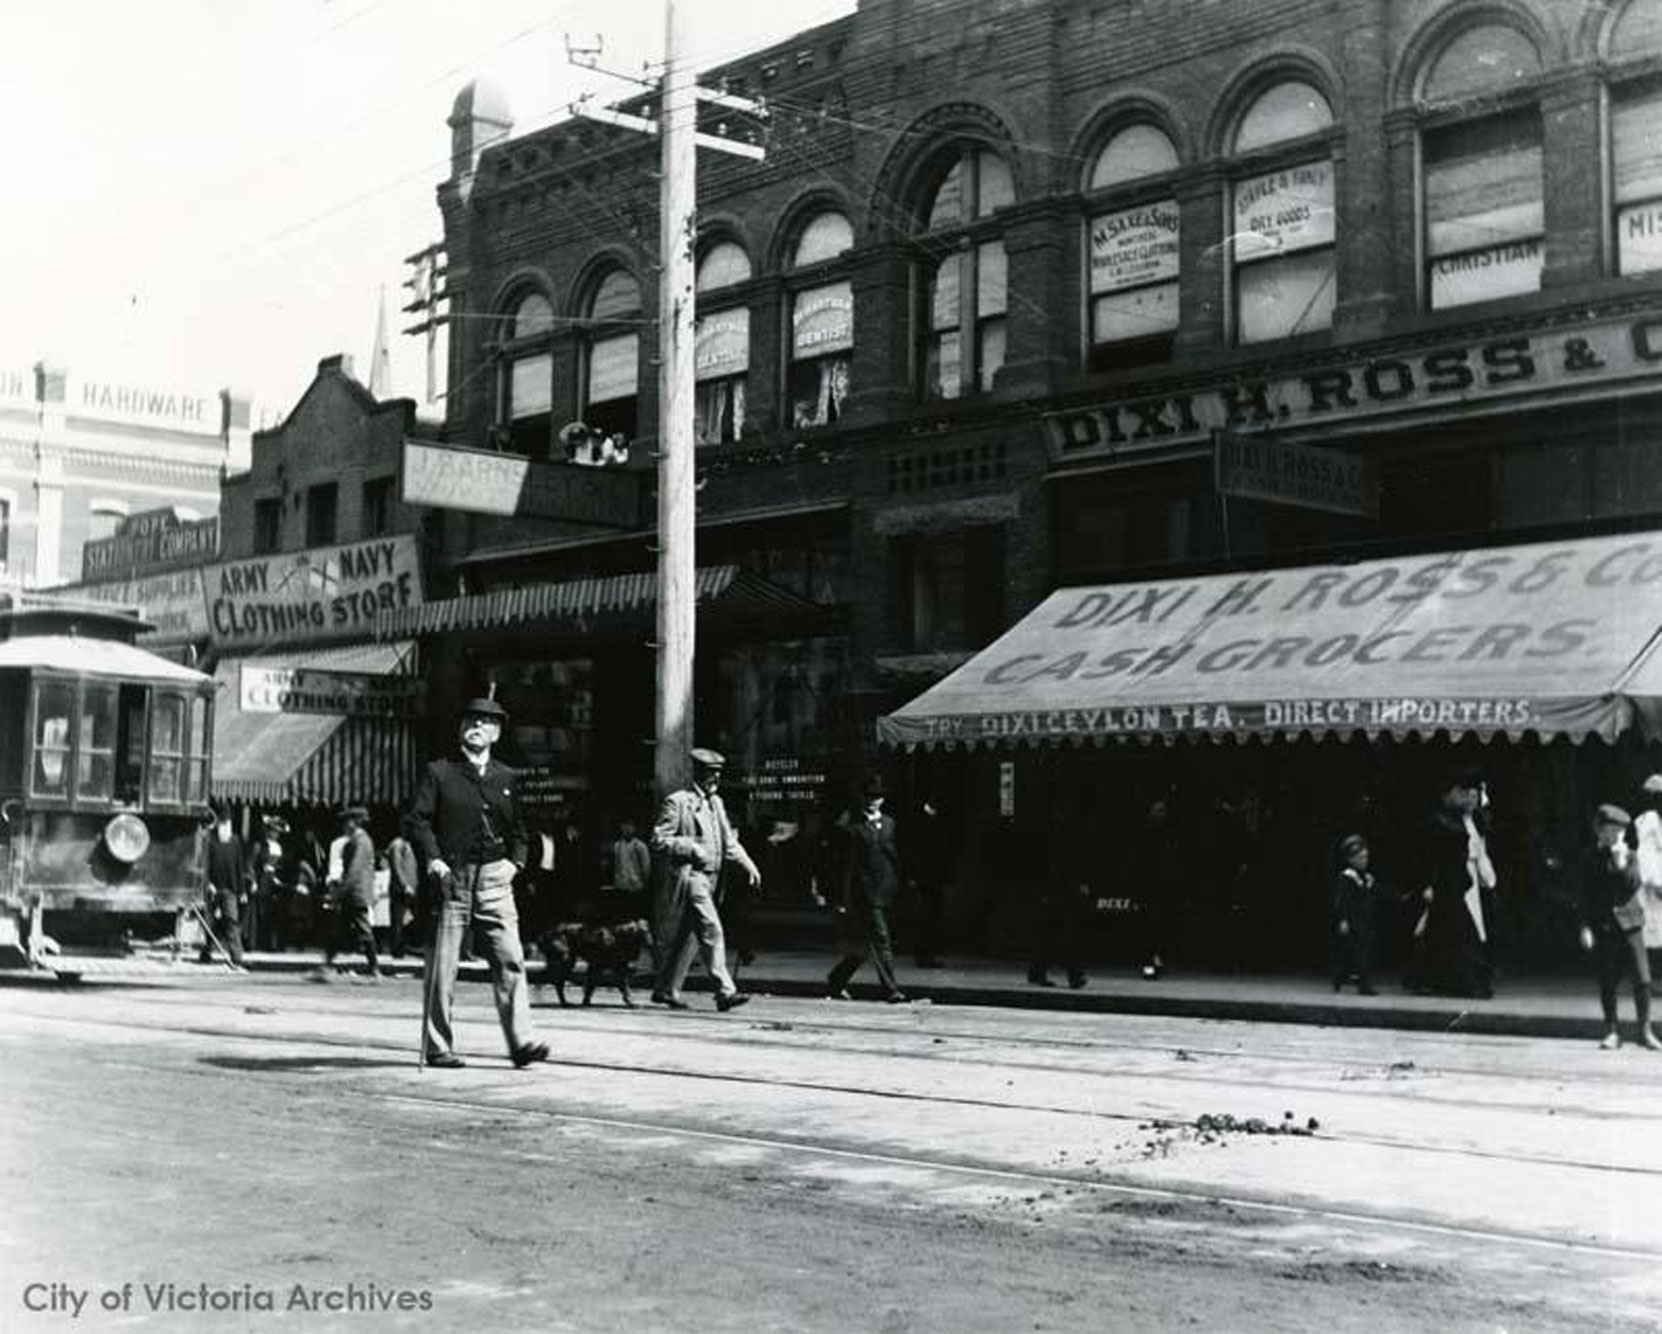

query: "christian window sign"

left=401, top=440, right=641, bottom=528
left=1215, top=433, right=1377, bottom=517
left=239, top=665, right=424, bottom=719
left=205, top=535, right=423, bottom=650
left=877, top=530, right=1662, bottom=747
left=1043, top=311, right=1662, bottom=460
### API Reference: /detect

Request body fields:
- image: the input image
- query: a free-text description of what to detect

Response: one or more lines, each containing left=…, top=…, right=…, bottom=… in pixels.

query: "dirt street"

left=1, top=973, right=1658, bottom=1333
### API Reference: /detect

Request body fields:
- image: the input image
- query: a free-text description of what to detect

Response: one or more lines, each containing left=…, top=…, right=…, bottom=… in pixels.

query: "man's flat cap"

left=689, top=747, right=726, bottom=769
left=1596, top=803, right=1632, bottom=828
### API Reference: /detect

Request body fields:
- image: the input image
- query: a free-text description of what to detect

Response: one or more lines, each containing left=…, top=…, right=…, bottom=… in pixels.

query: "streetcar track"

left=21, top=1025, right=1654, bottom=1269
left=23, top=981, right=1659, bottom=1093
left=5, top=1002, right=1659, bottom=1182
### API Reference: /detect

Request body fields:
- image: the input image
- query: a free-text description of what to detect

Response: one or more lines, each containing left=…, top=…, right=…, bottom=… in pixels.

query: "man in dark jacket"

left=404, top=697, right=549, bottom=1070
left=1578, top=803, right=1659, bottom=1051
left=323, top=806, right=381, bottom=978
left=201, top=800, right=247, bottom=970
left=827, top=776, right=907, bottom=1003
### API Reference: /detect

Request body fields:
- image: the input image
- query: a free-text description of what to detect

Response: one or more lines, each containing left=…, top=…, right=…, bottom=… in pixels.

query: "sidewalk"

left=206, top=946, right=1618, bottom=1044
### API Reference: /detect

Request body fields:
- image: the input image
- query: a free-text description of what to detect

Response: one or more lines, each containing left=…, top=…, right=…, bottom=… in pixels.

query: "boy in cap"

left=405, top=698, right=550, bottom=1069
left=323, top=805, right=381, bottom=978
left=651, top=747, right=761, bottom=1012
left=1578, top=803, right=1659, bottom=1050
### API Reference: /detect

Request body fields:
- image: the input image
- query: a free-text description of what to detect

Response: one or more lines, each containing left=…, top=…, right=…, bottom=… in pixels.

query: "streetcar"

left=0, top=591, right=215, bottom=969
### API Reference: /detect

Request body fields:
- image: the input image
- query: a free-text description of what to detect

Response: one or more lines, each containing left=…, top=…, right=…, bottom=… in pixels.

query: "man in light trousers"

left=404, top=697, right=549, bottom=1070
left=651, top=747, right=760, bottom=1013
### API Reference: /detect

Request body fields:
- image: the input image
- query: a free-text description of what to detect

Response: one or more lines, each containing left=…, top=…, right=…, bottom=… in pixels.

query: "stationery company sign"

left=83, top=508, right=220, bottom=579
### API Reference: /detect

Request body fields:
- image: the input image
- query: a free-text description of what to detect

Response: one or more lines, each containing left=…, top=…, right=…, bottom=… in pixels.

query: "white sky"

left=0, top=0, right=854, bottom=428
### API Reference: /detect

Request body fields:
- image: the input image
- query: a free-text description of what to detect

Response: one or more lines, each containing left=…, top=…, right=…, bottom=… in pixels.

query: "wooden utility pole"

left=655, top=0, right=697, bottom=799
left=569, top=7, right=763, bottom=799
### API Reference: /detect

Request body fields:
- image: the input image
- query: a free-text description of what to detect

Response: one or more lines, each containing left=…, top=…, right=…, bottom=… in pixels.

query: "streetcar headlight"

left=103, top=812, right=151, bottom=864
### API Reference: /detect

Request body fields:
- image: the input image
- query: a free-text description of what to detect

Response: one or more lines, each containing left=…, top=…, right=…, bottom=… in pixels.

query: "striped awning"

left=211, top=641, right=419, bottom=807
left=374, top=564, right=822, bottom=639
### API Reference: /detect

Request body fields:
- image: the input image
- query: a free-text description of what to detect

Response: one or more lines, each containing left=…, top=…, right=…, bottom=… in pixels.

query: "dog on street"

left=537, top=919, right=653, bottom=1007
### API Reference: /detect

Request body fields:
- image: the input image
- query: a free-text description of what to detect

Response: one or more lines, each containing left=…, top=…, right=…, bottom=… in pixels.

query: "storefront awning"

left=879, top=531, right=1662, bottom=749
left=211, top=641, right=420, bottom=806
left=373, top=564, right=821, bottom=639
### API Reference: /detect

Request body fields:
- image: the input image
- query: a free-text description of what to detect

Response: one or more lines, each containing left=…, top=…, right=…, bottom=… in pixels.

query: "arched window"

left=1230, top=80, right=1336, bottom=343
left=1087, top=123, right=1181, bottom=373
left=695, top=241, right=752, bottom=445
left=1419, top=25, right=1544, bottom=308
left=497, top=290, right=554, bottom=455
left=786, top=211, right=854, bottom=429
left=918, top=147, right=1014, bottom=400
left=581, top=268, right=641, bottom=442
left=1608, top=3, right=1662, bottom=277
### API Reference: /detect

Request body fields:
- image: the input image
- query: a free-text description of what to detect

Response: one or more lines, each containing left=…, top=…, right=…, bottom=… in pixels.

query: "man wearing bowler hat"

left=323, top=804, right=381, bottom=978
left=827, top=775, right=908, bottom=1004
left=404, top=697, right=549, bottom=1069
left=651, top=747, right=760, bottom=1012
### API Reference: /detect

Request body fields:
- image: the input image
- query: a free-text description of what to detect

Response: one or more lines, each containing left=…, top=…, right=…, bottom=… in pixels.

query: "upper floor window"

left=305, top=482, right=337, bottom=547
left=253, top=497, right=282, bottom=554
left=498, top=291, right=555, bottom=456
left=362, top=475, right=395, bottom=538
left=918, top=147, right=1014, bottom=399
left=1614, top=71, right=1662, bottom=277
left=1087, top=123, right=1181, bottom=373
left=1417, top=24, right=1544, bottom=309
left=582, top=268, right=641, bottom=442
left=787, top=211, right=854, bottom=429
left=1230, top=81, right=1335, bottom=343
left=695, top=241, right=752, bottom=445
left=0, top=492, right=11, bottom=568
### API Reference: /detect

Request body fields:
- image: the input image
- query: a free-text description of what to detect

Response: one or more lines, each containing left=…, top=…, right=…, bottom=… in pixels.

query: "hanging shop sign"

left=1044, top=311, right=1662, bottom=461
left=1214, top=432, right=1378, bottom=517
left=239, top=664, right=424, bottom=718
left=1090, top=200, right=1181, bottom=293
left=740, top=757, right=831, bottom=806
left=401, top=440, right=642, bottom=528
left=82, top=507, right=219, bottom=580
left=205, top=534, right=423, bottom=650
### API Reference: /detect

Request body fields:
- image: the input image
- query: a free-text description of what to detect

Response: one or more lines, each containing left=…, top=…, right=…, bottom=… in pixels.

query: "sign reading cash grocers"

left=879, top=531, right=1662, bottom=747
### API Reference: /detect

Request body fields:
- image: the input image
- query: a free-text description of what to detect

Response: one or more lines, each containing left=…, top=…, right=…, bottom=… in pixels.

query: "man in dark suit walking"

left=827, top=776, right=908, bottom=1004
left=404, top=697, right=550, bottom=1070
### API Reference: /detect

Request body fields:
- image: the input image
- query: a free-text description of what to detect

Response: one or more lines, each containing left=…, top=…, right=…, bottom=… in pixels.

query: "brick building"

left=393, top=0, right=1662, bottom=962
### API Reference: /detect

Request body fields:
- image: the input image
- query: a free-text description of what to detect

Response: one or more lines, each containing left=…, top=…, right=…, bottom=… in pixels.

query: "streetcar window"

left=149, top=694, right=185, bottom=805
left=187, top=695, right=210, bottom=805
left=117, top=685, right=147, bottom=804
left=77, top=683, right=118, bottom=801
left=30, top=681, right=74, bottom=798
